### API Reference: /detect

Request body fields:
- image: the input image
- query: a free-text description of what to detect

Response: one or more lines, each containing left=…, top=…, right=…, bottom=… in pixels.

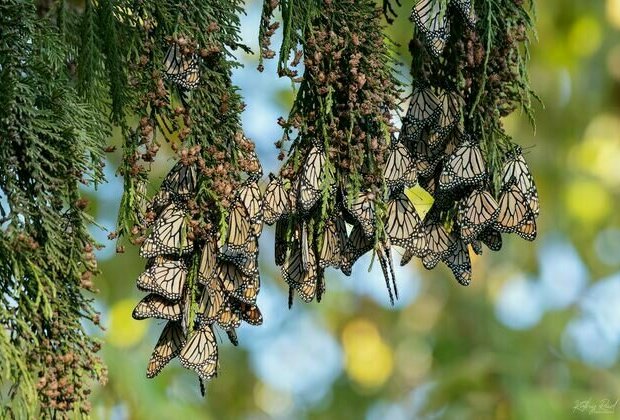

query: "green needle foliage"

left=260, top=0, right=402, bottom=304
left=0, top=0, right=543, bottom=415
left=0, top=0, right=109, bottom=416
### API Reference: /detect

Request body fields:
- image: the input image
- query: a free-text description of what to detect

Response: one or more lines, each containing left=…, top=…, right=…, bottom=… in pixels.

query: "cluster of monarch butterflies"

left=126, top=0, right=539, bottom=391
left=410, top=0, right=477, bottom=58
left=130, top=41, right=264, bottom=389
left=376, top=0, right=540, bottom=285
left=264, top=144, right=399, bottom=306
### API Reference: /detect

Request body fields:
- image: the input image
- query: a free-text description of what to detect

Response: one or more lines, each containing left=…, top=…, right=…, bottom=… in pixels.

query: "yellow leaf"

left=404, top=184, right=434, bottom=220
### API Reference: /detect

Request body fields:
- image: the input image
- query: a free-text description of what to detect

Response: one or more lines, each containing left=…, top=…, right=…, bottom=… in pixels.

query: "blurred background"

left=89, top=0, right=620, bottom=418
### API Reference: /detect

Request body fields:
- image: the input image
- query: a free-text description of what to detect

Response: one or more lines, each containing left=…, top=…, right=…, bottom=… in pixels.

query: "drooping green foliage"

left=0, top=0, right=108, bottom=415
left=260, top=0, right=403, bottom=305
left=109, top=0, right=264, bottom=388
left=387, top=0, right=540, bottom=284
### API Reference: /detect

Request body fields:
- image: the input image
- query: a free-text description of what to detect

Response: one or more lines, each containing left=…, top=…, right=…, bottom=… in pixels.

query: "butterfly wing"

left=137, top=259, right=187, bottom=301
left=439, top=139, right=486, bottom=191
left=458, top=189, right=500, bottom=241
left=263, top=175, right=289, bottom=225
left=386, top=193, right=426, bottom=256
left=384, top=141, right=417, bottom=189
left=140, top=202, right=193, bottom=258
left=146, top=321, right=185, bottom=378
left=132, top=293, right=182, bottom=321
left=298, top=145, right=326, bottom=212
left=179, top=324, right=218, bottom=380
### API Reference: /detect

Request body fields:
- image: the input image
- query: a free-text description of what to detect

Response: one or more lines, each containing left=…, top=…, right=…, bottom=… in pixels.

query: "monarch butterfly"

left=237, top=180, right=263, bottom=234
left=410, top=0, right=451, bottom=57
left=232, top=273, right=260, bottom=304
left=439, top=138, right=486, bottom=191
left=494, top=183, right=533, bottom=234
left=147, top=189, right=173, bottom=217
left=428, top=89, right=462, bottom=149
left=442, top=128, right=461, bottom=156
left=132, top=293, right=182, bottom=321
left=516, top=212, right=537, bottom=241
left=412, top=135, right=442, bottom=179
left=219, top=234, right=259, bottom=276
left=197, top=284, right=227, bottom=324
left=140, top=202, right=193, bottom=258
left=501, top=147, right=539, bottom=217
left=197, top=238, right=217, bottom=285
left=404, top=85, right=440, bottom=130
left=181, top=290, right=193, bottom=335
left=162, top=162, right=198, bottom=202
left=288, top=177, right=300, bottom=215
left=282, top=242, right=318, bottom=305
left=163, top=43, right=200, bottom=90
left=216, top=303, right=242, bottom=330
left=179, top=324, right=218, bottom=381
left=319, top=216, right=347, bottom=269
left=385, top=193, right=426, bottom=255
left=298, top=221, right=308, bottom=272
left=137, top=258, right=187, bottom=301
left=263, top=175, right=289, bottom=225
left=344, top=191, right=376, bottom=239
left=457, top=189, right=499, bottom=242
left=418, top=172, right=438, bottom=196
left=225, top=200, right=252, bottom=253
left=451, top=0, right=477, bottom=27
left=341, top=224, right=374, bottom=276
left=214, top=261, right=249, bottom=294
left=402, top=219, right=451, bottom=267
left=384, top=141, right=417, bottom=189
left=236, top=141, right=263, bottom=182
left=441, top=238, right=472, bottom=286
left=275, top=218, right=289, bottom=266
left=298, top=145, right=326, bottom=212
left=233, top=300, right=263, bottom=326
left=479, top=227, right=502, bottom=251
left=470, top=239, right=483, bottom=255
left=146, top=321, right=184, bottom=378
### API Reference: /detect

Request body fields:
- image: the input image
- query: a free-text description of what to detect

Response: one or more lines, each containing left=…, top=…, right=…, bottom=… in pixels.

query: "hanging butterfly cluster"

left=260, top=0, right=402, bottom=305
left=383, top=0, right=539, bottom=284
left=115, top=1, right=265, bottom=389
left=133, top=152, right=264, bottom=383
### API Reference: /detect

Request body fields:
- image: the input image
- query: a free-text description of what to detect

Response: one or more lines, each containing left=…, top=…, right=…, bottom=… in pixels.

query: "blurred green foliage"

left=91, top=0, right=620, bottom=418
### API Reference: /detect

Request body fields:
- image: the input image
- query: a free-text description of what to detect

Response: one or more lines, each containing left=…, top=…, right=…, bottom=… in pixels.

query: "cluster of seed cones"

left=131, top=154, right=264, bottom=383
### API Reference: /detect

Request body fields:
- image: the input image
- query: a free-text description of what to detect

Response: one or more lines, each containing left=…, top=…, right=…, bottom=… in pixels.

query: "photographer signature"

left=573, top=398, right=618, bottom=415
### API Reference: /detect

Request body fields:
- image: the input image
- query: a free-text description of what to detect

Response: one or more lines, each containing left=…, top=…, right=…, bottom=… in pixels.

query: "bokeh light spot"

left=607, top=0, right=620, bottom=28
left=568, top=16, right=602, bottom=57
left=106, top=299, right=148, bottom=348
left=342, top=319, right=394, bottom=390
left=569, top=115, right=620, bottom=187
left=495, top=275, right=544, bottom=330
left=607, top=44, right=620, bottom=81
left=253, top=382, right=293, bottom=418
left=563, top=179, right=611, bottom=225
left=595, top=228, right=620, bottom=266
